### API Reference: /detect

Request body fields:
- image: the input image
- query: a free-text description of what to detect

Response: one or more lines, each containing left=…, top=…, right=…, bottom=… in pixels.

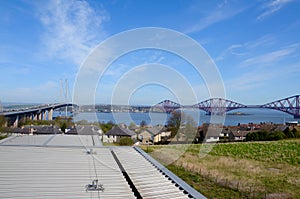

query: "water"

left=72, top=108, right=300, bottom=126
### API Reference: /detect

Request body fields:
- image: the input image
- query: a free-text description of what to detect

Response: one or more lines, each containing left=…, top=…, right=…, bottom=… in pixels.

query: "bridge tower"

left=60, top=79, right=71, bottom=117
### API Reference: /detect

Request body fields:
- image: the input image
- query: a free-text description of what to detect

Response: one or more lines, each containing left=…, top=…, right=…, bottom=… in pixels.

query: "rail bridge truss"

left=154, top=95, right=300, bottom=118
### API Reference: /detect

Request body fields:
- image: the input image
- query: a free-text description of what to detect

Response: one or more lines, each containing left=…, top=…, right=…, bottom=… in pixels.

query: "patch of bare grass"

left=142, top=140, right=300, bottom=198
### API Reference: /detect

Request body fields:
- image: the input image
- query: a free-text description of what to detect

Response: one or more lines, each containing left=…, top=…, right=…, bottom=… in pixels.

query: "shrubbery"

left=118, top=137, right=134, bottom=146
left=246, top=128, right=299, bottom=141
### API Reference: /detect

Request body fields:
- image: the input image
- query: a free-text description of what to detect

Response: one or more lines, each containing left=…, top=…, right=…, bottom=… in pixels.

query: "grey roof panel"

left=0, top=146, right=135, bottom=199
left=0, top=135, right=205, bottom=199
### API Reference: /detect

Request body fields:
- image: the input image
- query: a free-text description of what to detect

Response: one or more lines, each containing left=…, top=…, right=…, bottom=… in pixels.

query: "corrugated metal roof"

left=0, top=145, right=135, bottom=199
left=113, top=147, right=192, bottom=199
left=0, top=135, right=206, bottom=199
left=0, top=134, right=103, bottom=147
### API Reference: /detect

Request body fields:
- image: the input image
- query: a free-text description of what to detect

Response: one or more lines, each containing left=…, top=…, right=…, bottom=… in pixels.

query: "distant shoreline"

left=226, top=112, right=252, bottom=116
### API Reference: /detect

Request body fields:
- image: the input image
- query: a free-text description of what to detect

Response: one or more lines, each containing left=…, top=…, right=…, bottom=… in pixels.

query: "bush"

left=118, top=137, right=134, bottom=146
left=268, top=131, right=285, bottom=140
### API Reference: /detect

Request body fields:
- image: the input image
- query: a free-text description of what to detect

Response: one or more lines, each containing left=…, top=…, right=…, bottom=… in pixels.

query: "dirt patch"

left=267, top=167, right=281, bottom=172
left=266, top=193, right=292, bottom=199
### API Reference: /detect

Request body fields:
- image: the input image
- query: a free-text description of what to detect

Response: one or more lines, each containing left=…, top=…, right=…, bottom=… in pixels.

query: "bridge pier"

left=48, top=109, right=53, bottom=120
left=13, top=116, right=19, bottom=128
left=37, top=112, right=42, bottom=120
left=43, top=111, right=47, bottom=120
left=33, top=113, right=37, bottom=121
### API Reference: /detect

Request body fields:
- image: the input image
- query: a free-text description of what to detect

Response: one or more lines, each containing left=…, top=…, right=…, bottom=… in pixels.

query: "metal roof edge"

left=0, top=135, right=17, bottom=144
left=134, top=146, right=207, bottom=199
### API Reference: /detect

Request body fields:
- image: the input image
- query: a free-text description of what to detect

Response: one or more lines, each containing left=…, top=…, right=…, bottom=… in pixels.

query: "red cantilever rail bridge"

left=153, top=95, right=300, bottom=118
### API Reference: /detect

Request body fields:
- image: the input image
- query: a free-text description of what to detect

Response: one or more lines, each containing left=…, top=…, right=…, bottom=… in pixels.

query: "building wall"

left=139, top=130, right=153, bottom=144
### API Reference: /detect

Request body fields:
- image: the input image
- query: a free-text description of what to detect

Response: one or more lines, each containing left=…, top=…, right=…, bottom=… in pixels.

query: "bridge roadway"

left=0, top=103, right=75, bottom=127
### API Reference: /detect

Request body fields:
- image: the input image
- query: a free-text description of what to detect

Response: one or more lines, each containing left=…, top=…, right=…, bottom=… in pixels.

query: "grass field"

left=141, top=139, right=300, bottom=198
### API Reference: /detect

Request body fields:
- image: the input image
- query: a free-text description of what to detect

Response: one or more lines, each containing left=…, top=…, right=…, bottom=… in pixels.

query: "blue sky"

left=0, top=0, right=299, bottom=105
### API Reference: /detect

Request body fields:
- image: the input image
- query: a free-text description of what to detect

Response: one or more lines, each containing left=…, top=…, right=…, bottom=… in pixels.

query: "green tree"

left=60, top=122, right=67, bottom=133
left=259, top=130, right=269, bottom=141
left=0, top=116, right=7, bottom=133
left=140, top=120, right=147, bottom=127
left=268, top=131, right=285, bottom=140
left=128, top=122, right=137, bottom=130
left=167, top=111, right=182, bottom=141
left=100, top=121, right=114, bottom=133
left=246, top=132, right=259, bottom=141
left=293, top=128, right=300, bottom=138
left=183, top=115, right=197, bottom=143
left=283, top=127, right=294, bottom=138
left=0, top=116, right=7, bottom=127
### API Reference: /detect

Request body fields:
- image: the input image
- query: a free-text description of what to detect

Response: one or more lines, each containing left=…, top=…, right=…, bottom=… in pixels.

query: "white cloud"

left=244, top=34, right=277, bottom=49
left=38, top=0, right=109, bottom=65
left=216, top=44, right=244, bottom=61
left=241, top=44, right=299, bottom=67
left=185, top=2, right=246, bottom=33
left=257, top=0, right=295, bottom=20
left=226, top=71, right=275, bottom=91
left=216, top=34, right=277, bottom=61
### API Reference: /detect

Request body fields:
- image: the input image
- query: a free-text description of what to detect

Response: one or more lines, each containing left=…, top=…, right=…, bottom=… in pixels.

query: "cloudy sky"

left=0, top=0, right=299, bottom=105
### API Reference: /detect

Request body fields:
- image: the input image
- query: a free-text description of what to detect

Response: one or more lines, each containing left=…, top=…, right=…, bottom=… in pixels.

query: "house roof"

left=144, top=126, right=168, bottom=136
left=67, top=125, right=100, bottom=135
left=105, top=125, right=136, bottom=137
left=11, top=126, right=61, bottom=134
left=274, top=125, right=289, bottom=132
left=230, top=131, right=250, bottom=137
left=34, top=126, right=61, bottom=134
left=205, top=126, right=223, bottom=137
left=12, top=127, right=31, bottom=134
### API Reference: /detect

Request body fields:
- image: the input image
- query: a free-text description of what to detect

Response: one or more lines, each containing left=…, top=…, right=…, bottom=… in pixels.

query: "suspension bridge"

left=0, top=103, right=76, bottom=127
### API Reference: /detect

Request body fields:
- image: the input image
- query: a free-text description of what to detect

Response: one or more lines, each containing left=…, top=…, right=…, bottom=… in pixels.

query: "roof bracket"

left=85, top=179, right=104, bottom=192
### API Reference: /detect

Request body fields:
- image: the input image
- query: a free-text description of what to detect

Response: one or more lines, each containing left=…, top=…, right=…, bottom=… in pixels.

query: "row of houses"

left=7, top=124, right=250, bottom=144
left=7, top=123, right=296, bottom=145
left=103, top=124, right=251, bottom=144
left=103, top=125, right=171, bottom=144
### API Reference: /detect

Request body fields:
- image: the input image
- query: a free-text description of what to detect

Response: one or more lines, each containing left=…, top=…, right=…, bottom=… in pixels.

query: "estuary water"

left=72, top=108, right=300, bottom=126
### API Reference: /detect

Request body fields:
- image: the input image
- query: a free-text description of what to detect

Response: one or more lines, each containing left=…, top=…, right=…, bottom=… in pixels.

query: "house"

left=138, top=125, right=171, bottom=144
left=103, top=125, right=136, bottom=143
left=153, top=130, right=171, bottom=143
left=138, top=128, right=154, bottom=144
left=203, top=125, right=223, bottom=143
left=229, top=130, right=250, bottom=141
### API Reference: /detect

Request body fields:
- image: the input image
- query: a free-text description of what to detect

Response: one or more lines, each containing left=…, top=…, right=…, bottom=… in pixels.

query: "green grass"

left=191, top=140, right=300, bottom=165
left=0, top=133, right=8, bottom=140
left=141, top=139, right=300, bottom=198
